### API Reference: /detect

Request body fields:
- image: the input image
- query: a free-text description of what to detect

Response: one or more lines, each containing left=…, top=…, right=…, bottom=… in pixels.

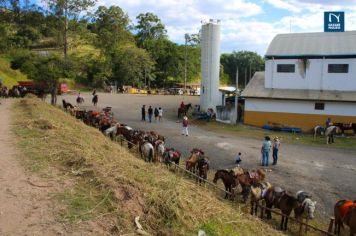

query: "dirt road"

left=0, top=100, right=66, bottom=235
left=61, top=93, right=356, bottom=221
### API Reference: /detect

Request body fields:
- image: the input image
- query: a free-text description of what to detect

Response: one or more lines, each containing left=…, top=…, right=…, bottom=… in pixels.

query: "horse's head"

left=303, top=198, right=317, bottom=219
left=213, top=171, right=220, bottom=183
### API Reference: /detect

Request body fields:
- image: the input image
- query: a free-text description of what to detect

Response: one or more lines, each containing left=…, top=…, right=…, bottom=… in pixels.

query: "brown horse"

left=250, top=182, right=271, bottom=215
left=185, top=149, right=204, bottom=173
left=264, top=187, right=300, bottom=230
left=334, top=123, right=356, bottom=136
left=235, top=169, right=266, bottom=202
left=213, top=170, right=237, bottom=199
left=178, top=103, right=192, bottom=118
left=197, top=157, right=209, bottom=184
left=334, top=200, right=356, bottom=236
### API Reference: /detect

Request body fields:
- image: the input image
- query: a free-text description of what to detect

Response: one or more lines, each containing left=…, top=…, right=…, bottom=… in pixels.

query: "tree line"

left=0, top=0, right=264, bottom=103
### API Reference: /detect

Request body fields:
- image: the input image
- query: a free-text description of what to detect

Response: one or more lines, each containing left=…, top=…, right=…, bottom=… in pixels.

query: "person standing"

left=326, top=117, right=332, bottom=128
left=158, top=107, right=163, bottom=122
left=272, top=137, right=280, bottom=165
left=92, top=94, right=98, bottom=106
left=148, top=106, right=153, bottom=123
left=154, top=107, right=159, bottom=122
left=181, top=116, right=189, bottom=136
left=141, top=105, right=146, bottom=121
left=261, top=136, right=271, bottom=166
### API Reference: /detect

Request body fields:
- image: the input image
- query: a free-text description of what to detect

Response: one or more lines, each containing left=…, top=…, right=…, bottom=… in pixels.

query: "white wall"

left=245, top=98, right=356, bottom=116
left=200, top=22, right=221, bottom=111
left=265, top=58, right=356, bottom=91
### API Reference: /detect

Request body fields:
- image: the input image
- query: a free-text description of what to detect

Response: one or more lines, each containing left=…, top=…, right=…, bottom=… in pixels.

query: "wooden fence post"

left=298, top=219, right=303, bottom=236
left=328, top=217, right=334, bottom=233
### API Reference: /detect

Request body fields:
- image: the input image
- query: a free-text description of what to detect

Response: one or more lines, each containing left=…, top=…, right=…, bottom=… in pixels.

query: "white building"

left=242, top=31, right=356, bottom=132
left=200, top=20, right=221, bottom=112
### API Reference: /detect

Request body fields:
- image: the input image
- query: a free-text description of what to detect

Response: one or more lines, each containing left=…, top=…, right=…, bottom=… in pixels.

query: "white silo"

left=200, top=19, right=221, bottom=112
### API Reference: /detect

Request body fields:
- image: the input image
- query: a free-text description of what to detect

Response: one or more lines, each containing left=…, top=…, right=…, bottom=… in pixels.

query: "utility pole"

left=64, top=0, right=68, bottom=62
left=234, top=67, right=239, bottom=124
left=184, top=33, right=189, bottom=96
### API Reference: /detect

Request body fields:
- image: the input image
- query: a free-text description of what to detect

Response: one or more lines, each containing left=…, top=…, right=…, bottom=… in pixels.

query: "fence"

left=113, top=135, right=337, bottom=236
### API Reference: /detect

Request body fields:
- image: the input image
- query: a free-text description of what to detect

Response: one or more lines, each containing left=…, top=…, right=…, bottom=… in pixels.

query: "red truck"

left=18, top=81, right=68, bottom=94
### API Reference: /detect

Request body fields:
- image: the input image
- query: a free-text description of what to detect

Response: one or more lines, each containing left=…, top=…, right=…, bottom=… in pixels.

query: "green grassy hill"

left=0, top=56, right=27, bottom=87
left=12, top=97, right=286, bottom=236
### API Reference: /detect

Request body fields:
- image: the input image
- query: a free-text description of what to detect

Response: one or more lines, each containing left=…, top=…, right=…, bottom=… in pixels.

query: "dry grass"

left=12, top=97, right=289, bottom=235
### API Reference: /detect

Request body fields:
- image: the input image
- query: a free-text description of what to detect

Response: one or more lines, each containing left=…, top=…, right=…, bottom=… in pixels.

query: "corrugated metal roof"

left=242, top=71, right=356, bottom=102
left=265, top=31, right=356, bottom=57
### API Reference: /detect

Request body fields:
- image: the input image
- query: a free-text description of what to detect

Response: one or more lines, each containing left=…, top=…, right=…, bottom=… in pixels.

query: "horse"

left=325, top=126, right=340, bottom=144
left=235, top=169, right=266, bottom=203
left=334, top=200, right=356, bottom=236
left=62, top=99, right=74, bottom=112
left=197, top=157, right=209, bottom=184
left=92, top=94, right=98, bottom=106
left=185, top=148, right=204, bottom=173
left=294, top=191, right=317, bottom=220
left=154, top=140, right=165, bottom=162
left=178, top=103, right=192, bottom=118
left=334, top=123, right=356, bottom=136
left=163, top=148, right=181, bottom=168
left=140, top=141, right=154, bottom=162
left=264, top=187, right=300, bottom=231
left=104, top=123, right=121, bottom=140
left=313, top=125, right=325, bottom=140
left=250, top=182, right=272, bottom=215
left=213, top=170, right=237, bottom=199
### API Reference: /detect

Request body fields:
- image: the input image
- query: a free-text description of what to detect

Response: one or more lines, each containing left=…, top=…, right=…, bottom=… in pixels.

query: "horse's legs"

left=284, top=216, right=289, bottom=231
left=265, top=202, right=273, bottom=219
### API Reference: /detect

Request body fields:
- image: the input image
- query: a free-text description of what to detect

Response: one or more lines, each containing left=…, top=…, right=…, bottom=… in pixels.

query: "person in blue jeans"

left=272, top=137, right=280, bottom=165
left=261, top=136, right=271, bottom=166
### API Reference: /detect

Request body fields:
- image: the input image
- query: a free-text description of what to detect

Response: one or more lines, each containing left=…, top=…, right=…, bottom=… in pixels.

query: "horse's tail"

left=149, top=148, right=153, bottom=162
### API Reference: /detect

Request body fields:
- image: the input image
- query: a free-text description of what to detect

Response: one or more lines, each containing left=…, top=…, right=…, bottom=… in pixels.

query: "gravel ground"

left=60, top=92, right=356, bottom=221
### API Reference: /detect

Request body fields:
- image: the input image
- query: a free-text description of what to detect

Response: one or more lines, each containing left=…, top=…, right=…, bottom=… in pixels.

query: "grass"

left=0, top=56, right=28, bottom=87
left=193, top=120, right=356, bottom=149
left=11, top=96, right=287, bottom=235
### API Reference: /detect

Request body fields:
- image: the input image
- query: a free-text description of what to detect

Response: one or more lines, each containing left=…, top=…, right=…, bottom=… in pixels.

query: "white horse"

left=155, top=140, right=165, bottom=162
left=140, top=141, right=154, bottom=162
left=104, top=123, right=120, bottom=140
left=295, top=191, right=317, bottom=220
left=313, top=125, right=325, bottom=140
left=325, top=126, right=340, bottom=144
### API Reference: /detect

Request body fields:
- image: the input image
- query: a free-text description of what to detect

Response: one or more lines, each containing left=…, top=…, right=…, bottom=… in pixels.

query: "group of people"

left=141, top=105, right=163, bottom=123
left=261, top=136, right=281, bottom=166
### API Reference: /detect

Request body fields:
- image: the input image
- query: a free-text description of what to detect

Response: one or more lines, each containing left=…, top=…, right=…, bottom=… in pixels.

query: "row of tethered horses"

left=62, top=100, right=355, bottom=235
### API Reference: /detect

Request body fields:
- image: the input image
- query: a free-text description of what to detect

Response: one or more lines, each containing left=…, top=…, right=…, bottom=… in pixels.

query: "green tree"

left=111, top=43, right=154, bottom=87
left=135, top=12, right=167, bottom=48
left=44, top=0, right=96, bottom=60
left=220, top=51, right=264, bottom=87
left=92, top=5, right=133, bottom=53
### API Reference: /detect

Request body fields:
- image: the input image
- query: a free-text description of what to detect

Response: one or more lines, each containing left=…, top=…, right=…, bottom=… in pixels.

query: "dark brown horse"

left=334, top=123, right=356, bottom=136
left=197, top=157, right=209, bottom=184
left=334, top=200, right=356, bottom=236
left=213, top=170, right=236, bottom=199
left=178, top=103, right=192, bottom=118
left=264, top=187, right=300, bottom=230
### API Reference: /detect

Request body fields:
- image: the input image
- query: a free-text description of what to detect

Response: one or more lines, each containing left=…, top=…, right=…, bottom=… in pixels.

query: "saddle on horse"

left=248, top=169, right=265, bottom=185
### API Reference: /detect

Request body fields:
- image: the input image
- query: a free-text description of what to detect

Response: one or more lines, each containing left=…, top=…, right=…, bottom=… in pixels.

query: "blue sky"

left=44, top=0, right=356, bottom=55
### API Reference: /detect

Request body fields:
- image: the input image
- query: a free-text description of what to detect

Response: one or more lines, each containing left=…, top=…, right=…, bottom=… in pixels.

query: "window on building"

left=277, top=64, right=295, bottom=73
left=315, top=102, right=325, bottom=110
left=328, top=64, right=349, bottom=73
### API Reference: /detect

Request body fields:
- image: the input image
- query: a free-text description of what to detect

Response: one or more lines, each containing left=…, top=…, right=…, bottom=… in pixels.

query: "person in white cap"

left=181, top=116, right=189, bottom=136
left=272, top=136, right=280, bottom=165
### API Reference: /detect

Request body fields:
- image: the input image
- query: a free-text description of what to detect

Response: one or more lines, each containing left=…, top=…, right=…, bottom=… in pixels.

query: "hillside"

left=0, top=56, right=27, bottom=87
left=12, top=97, right=285, bottom=235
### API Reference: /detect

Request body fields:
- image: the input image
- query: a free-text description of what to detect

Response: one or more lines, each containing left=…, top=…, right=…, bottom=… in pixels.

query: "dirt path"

left=61, top=93, right=356, bottom=221
left=0, top=100, right=64, bottom=235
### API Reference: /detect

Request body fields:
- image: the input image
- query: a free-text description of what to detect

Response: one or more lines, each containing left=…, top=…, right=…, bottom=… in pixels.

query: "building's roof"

left=265, top=31, right=356, bottom=57
left=241, top=72, right=356, bottom=102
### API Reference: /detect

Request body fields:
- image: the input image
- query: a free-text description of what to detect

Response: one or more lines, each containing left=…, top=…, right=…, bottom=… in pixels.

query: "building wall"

left=244, top=98, right=356, bottom=132
left=200, top=21, right=221, bottom=111
left=265, top=58, right=356, bottom=91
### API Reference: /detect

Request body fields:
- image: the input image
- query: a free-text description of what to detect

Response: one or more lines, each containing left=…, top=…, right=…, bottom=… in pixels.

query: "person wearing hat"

left=272, top=137, right=281, bottom=165
left=182, top=116, right=189, bottom=136
left=261, top=136, right=272, bottom=166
